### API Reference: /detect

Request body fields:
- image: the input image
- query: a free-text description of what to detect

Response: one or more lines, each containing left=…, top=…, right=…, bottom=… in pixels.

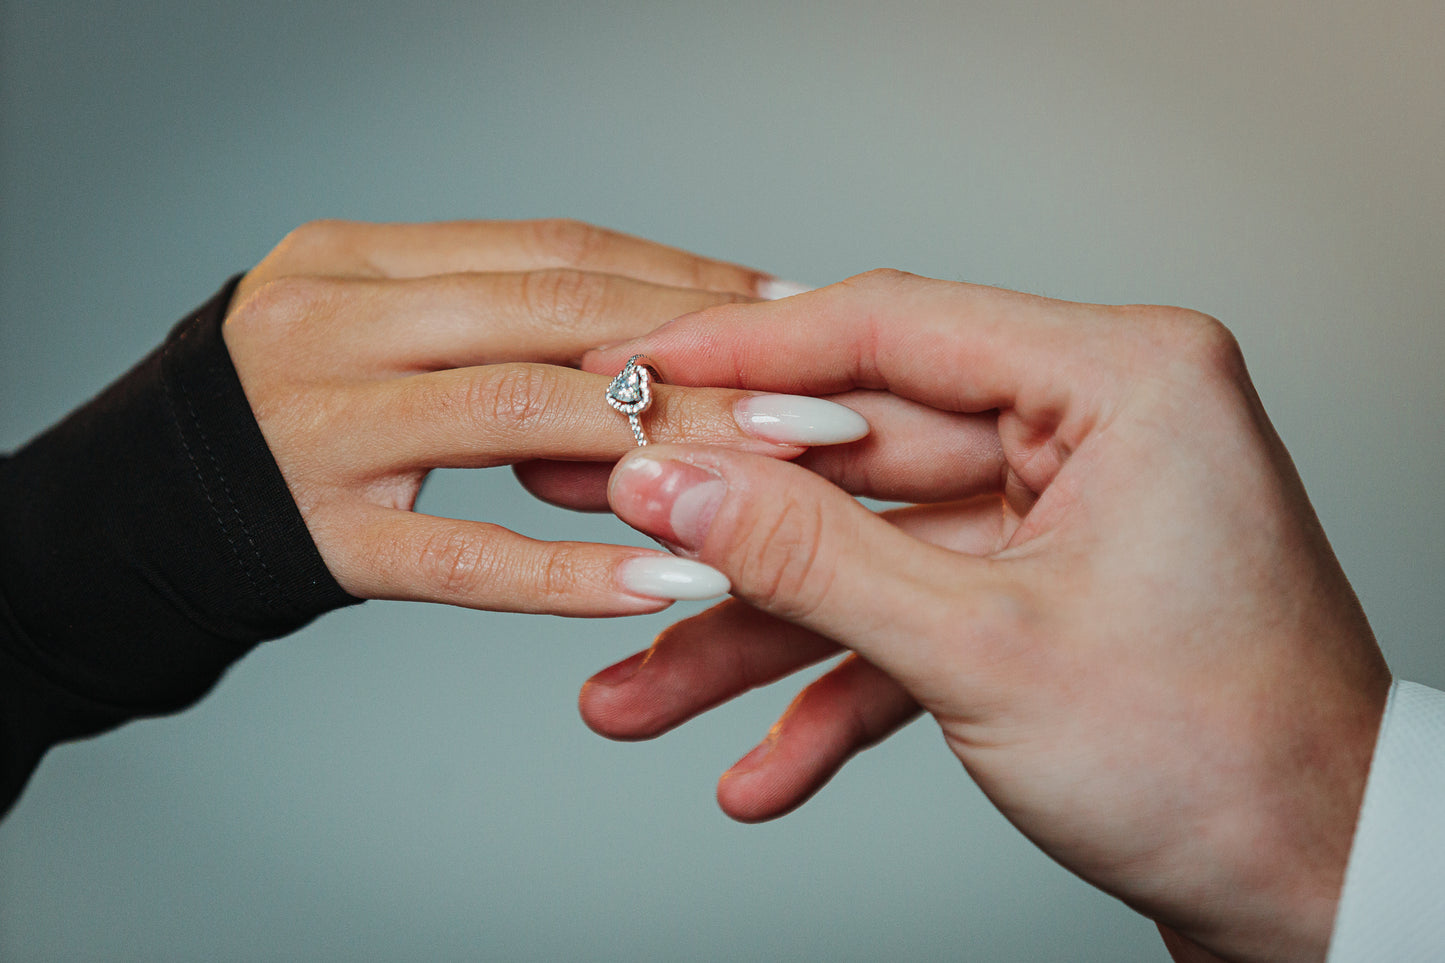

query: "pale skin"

left=221, top=217, right=852, bottom=615
left=544, top=271, right=1393, bottom=963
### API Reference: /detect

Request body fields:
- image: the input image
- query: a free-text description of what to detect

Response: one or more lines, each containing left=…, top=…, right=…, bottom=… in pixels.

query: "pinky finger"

left=716, top=654, right=921, bottom=822
left=330, top=505, right=730, bottom=616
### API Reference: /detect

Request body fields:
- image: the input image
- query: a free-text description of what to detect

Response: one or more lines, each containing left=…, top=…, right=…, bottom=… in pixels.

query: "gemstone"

left=606, top=356, right=654, bottom=415
left=611, top=377, right=641, bottom=403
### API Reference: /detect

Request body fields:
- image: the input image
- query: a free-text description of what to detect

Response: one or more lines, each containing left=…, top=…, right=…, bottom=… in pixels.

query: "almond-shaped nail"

left=735, top=395, right=869, bottom=446
left=617, top=554, right=730, bottom=601
left=756, top=278, right=814, bottom=300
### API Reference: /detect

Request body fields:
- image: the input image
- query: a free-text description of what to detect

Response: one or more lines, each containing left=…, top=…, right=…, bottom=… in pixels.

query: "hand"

left=221, top=219, right=866, bottom=615
left=569, top=271, right=1390, bottom=961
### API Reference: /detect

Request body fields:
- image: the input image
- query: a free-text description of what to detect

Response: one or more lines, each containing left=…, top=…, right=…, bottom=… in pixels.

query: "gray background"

left=2, top=1, right=1442, bottom=960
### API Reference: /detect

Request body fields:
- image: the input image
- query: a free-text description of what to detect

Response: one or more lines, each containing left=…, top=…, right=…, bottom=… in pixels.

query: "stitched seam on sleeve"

left=159, top=332, right=281, bottom=608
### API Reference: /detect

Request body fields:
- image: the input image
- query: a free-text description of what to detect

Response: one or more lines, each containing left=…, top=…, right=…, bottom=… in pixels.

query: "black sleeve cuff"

left=0, top=276, right=360, bottom=813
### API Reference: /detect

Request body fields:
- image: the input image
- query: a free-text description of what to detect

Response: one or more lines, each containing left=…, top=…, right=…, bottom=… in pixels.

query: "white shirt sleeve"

left=1327, top=679, right=1445, bottom=961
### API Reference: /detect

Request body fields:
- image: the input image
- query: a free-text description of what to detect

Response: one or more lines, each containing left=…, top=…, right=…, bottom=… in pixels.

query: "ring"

left=605, top=354, right=658, bottom=446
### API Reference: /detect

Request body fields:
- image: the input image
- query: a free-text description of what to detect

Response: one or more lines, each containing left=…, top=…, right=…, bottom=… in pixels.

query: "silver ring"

left=605, top=354, right=658, bottom=446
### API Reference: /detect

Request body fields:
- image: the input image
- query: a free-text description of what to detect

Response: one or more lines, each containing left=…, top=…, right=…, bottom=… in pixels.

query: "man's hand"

left=571, top=270, right=1389, bottom=962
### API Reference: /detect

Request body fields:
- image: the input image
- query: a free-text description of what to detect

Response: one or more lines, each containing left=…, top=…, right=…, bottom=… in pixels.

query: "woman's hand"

left=221, top=219, right=865, bottom=615
left=570, top=270, right=1389, bottom=961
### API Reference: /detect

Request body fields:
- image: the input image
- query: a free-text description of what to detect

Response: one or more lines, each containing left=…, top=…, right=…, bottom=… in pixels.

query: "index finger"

left=583, top=269, right=1185, bottom=426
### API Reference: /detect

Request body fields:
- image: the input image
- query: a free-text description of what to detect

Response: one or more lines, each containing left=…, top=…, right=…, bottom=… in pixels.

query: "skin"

left=557, top=270, right=1390, bottom=962
left=221, top=217, right=819, bottom=615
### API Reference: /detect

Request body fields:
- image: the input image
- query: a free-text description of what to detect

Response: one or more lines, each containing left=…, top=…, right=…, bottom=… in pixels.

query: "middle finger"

left=247, top=270, right=754, bottom=375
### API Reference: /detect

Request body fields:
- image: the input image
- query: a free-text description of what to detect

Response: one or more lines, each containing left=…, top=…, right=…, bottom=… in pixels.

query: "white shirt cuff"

left=1327, top=679, right=1445, bottom=961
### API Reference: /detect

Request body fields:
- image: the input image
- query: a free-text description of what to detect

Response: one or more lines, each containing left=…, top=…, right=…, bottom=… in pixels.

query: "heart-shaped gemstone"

left=606, top=355, right=653, bottom=414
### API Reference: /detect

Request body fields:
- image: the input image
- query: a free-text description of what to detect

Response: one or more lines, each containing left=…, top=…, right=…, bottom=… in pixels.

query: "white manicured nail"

left=735, top=395, right=869, bottom=445
left=756, top=278, right=814, bottom=300
left=618, top=555, right=731, bottom=601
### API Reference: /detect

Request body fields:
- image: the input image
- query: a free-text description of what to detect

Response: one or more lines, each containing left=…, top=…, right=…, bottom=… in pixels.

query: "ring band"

left=605, top=354, right=658, bottom=446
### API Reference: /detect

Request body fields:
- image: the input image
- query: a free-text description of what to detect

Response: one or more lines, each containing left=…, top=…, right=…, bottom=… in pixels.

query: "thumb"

left=607, top=445, right=1006, bottom=685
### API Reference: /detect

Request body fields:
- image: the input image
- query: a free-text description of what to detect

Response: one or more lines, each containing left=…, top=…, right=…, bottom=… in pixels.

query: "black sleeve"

left=0, top=276, right=361, bottom=817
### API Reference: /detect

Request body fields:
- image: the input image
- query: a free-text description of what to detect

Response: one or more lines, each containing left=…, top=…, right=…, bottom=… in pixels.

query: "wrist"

left=1178, top=669, right=1388, bottom=963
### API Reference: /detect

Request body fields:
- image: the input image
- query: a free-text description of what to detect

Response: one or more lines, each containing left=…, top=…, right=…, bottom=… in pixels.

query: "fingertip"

left=716, top=748, right=806, bottom=824
left=608, top=448, right=727, bottom=552
left=579, top=652, right=677, bottom=741
left=577, top=676, right=640, bottom=740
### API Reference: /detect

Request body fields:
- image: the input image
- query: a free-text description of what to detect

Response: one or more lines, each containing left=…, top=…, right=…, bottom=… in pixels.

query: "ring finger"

left=346, top=364, right=870, bottom=473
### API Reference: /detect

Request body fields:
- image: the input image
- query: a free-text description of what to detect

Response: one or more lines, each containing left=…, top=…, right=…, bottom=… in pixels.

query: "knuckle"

left=415, top=525, right=493, bottom=598
left=532, top=543, right=590, bottom=603
left=1178, top=312, right=1245, bottom=378
left=469, top=362, right=559, bottom=435
left=519, top=268, right=611, bottom=327
left=266, top=219, right=361, bottom=269
left=1139, top=307, right=1247, bottom=383
left=286, top=218, right=355, bottom=249
left=525, top=217, right=609, bottom=267
left=726, top=492, right=835, bottom=622
left=227, top=274, right=341, bottom=334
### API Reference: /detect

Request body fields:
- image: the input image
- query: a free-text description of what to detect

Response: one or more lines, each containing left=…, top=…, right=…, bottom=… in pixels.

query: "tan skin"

left=548, top=271, right=1391, bottom=962
left=221, top=217, right=831, bottom=615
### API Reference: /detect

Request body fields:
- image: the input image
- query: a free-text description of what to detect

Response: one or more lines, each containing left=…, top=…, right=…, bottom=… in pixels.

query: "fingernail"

left=756, top=278, right=814, bottom=300
left=610, top=455, right=727, bottom=551
left=590, top=649, right=648, bottom=687
left=735, top=395, right=870, bottom=446
left=617, top=554, right=730, bottom=600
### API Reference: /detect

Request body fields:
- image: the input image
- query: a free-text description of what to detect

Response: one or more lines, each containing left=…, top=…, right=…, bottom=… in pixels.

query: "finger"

left=584, top=270, right=1073, bottom=406
left=354, top=365, right=868, bottom=471
left=516, top=437, right=1011, bottom=531
left=229, top=271, right=754, bottom=375
left=716, top=654, right=922, bottom=822
left=514, top=460, right=616, bottom=512
left=580, top=599, right=842, bottom=740
left=771, top=390, right=1006, bottom=502
left=583, top=269, right=1185, bottom=464
left=883, top=498, right=1020, bottom=557
left=608, top=445, right=1025, bottom=698
left=579, top=496, right=1010, bottom=739
left=520, top=390, right=1007, bottom=509
left=241, top=218, right=776, bottom=299
left=321, top=505, right=730, bottom=615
